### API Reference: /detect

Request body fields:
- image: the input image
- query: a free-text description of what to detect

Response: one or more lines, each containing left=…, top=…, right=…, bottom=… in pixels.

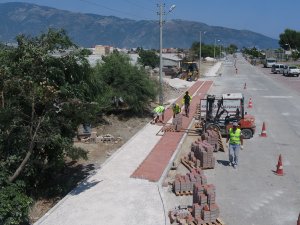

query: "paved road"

left=204, top=54, right=300, bottom=225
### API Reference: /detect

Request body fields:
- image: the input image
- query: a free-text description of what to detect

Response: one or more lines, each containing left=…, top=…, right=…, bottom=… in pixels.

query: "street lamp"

left=158, top=3, right=176, bottom=105
left=199, top=31, right=206, bottom=77
left=213, top=39, right=220, bottom=60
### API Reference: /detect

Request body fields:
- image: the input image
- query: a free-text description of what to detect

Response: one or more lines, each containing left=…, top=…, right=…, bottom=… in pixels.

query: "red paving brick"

left=131, top=80, right=213, bottom=182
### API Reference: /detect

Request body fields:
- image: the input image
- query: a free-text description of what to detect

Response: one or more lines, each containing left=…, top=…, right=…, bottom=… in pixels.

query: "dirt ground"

left=29, top=62, right=214, bottom=223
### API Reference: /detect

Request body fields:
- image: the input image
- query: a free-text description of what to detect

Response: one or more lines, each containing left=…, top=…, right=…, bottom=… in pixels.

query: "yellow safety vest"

left=154, top=106, right=165, bottom=113
left=173, top=104, right=181, bottom=113
left=229, top=128, right=241, bottom=144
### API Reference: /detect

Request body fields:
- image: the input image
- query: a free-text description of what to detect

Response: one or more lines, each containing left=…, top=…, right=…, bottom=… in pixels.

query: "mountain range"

left=0, top=2, right=279, bottom=49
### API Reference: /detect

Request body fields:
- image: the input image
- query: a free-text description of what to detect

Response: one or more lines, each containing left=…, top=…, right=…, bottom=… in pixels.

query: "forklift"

left=200, top=93, right=256, bottom=139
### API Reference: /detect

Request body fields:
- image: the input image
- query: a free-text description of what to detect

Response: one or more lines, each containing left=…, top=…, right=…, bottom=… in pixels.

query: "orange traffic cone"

left=297, top=212, right=300, bottom=225
left=260, top=122, right=267, bottom=137
left=274, top=154, right=284, bottom=176
left=247, top=98, right=253, bottom=108
left=244, top=82, right=247, bottom=89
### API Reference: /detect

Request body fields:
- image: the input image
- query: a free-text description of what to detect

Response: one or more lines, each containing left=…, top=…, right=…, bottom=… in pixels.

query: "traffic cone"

left=260, top=122, right=267, bottom=137
left=244, top=82, right=247, bottom=89
left=297, top=212, right=300, bottom=225
left=247, top=98, right=253, bottom=108
left=274, top=154, right=284, bottom=176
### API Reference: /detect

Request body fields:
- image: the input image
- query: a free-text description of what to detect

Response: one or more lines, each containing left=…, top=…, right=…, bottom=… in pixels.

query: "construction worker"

left=226, top=122, right=243, bottom=169
left=151, top=105, right=165, bottom=124
left=182, top=91, right=192, bottom=117
left=172, top=103, right=181, bottom=118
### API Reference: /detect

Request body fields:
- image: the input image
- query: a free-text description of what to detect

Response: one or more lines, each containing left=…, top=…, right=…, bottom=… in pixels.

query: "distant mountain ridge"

left=0, top=2, right=279, bottom=49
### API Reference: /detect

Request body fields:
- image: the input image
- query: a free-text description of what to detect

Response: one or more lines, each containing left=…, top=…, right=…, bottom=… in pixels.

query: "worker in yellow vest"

left=172, top=103, right=181, bottom=118
left=151, top=105, right=165, bottom=124
left=226, top=122, right=243, bottom=168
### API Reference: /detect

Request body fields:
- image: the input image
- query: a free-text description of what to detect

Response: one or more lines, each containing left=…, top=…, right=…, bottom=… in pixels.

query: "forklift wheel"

left=241, top=128, right=253, bottom=139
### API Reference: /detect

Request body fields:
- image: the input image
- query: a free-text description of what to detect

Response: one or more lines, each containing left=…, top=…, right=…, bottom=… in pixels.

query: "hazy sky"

left=0, top=0, right=299, bottom=39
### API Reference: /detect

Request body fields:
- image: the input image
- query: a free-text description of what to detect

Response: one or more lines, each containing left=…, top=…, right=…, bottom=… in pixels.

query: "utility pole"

left=158, top=3, right=164, bottom=105
left=199, top=31, right=202, bottom=77
left=157, top=3, right=175, bottom=105
left=213, top=38, right=216, bottom=60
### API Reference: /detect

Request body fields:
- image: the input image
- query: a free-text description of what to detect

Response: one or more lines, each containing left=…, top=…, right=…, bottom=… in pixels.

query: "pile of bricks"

left=172, top=114, right=183, bottom=131
left=201, top=129, right=220, bottom=152
left=193, top=184, right=220, bottom=223
left=173, top=168, right=207, bottom=195
left=169, top=183, right=220, bottom=224
left=194, top=103, right=201, bottom=120
left=187, top=139, right=215, bottom=169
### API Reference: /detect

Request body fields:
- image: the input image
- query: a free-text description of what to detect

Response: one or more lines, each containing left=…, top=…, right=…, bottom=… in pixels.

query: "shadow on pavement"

left=217, top=160, right=230, bottom=166
left=71, top=179, right=103, bottom=195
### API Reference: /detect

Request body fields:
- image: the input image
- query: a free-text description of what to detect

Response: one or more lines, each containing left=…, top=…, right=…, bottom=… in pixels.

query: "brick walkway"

left=131, top=80, right=213, bottom=182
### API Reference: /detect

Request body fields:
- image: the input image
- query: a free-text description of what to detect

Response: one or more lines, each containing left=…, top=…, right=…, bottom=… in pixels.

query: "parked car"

left=271, top=64, right=285, bottom=74
left=283, top=65, right=300, bottom=77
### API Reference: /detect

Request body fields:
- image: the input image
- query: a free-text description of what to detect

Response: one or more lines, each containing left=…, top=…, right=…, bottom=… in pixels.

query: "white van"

left=264, top=58, right=277, bottom=68
left=271, top=64, right=285, bottom=74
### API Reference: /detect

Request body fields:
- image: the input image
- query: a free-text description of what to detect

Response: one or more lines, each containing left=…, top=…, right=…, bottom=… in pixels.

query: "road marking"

left=281, top=112, right=290, bottom=116
left=263, top=96, right=293, bottom=99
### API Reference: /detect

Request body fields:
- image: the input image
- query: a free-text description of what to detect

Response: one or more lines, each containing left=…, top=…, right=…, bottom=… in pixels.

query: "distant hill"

left=0, top=2, right=279, bottom=49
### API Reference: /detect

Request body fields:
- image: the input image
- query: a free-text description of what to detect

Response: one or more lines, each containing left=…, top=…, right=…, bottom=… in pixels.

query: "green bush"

left=0, top=171, right=32, bottom=225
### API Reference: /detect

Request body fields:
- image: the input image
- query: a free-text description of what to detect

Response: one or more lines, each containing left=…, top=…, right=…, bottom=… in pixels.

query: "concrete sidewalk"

left=34, top=62, right=222, bottom=225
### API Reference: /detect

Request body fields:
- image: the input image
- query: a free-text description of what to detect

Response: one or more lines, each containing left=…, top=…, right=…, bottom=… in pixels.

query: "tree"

left=227, top=44, right=238, bottom=54
left=93, top=51, right=157, bottom=113
left=0, top=29, right=101, bottom=184
left=137, top=49, right=159, bottom=68
left=279, top=29, right=300, bottom=50
left=190, top=41, right=215, bottom=60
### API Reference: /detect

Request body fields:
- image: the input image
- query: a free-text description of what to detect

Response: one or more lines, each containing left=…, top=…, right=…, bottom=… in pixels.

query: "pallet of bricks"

left=173, top=168, right=207, bottom=196
left=182, top=128, right=224, bottom=171
left=169, top=179, right=223, bottom=224
left=162, top=114, right=183, bottom=132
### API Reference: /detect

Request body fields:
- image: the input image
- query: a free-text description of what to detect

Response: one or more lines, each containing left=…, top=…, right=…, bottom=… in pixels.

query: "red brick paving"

left=131, top=80, right=213, bottom=182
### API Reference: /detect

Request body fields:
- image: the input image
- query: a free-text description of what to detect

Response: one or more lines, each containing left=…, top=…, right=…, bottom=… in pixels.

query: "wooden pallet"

left=193, top=218, right=225, bottom=225
left=175, top=191, right=192, bottom=196
left=181, top=158, right=194, bottom=172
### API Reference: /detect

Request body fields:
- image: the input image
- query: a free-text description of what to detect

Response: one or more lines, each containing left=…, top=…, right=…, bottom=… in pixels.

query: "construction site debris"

left=80, top=133, right=122, bottom=144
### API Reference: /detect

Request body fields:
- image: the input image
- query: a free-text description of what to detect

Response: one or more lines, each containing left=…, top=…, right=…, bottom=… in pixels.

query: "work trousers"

left=229, top=143, right=240, bottom=165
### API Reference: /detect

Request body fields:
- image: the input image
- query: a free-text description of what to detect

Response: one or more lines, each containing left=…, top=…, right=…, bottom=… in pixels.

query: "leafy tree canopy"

left=279, top=29, right=300, bottom=51
left=137, top=48, right=159, bottom=69
left=93, top=51, right=157, bottom=113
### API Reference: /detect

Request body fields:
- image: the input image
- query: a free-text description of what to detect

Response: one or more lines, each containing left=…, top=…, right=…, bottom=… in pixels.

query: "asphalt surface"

left=34, top=56, right=300, bottom=225
left=204, top=54, right=300, bottom=225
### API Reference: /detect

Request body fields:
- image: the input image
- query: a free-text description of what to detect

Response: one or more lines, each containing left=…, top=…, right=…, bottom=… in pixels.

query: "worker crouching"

left=151, top=105, right=165, bottom=124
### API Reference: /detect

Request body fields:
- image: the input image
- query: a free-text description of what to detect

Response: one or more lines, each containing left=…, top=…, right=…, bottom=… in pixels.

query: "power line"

left=79, top=0, right=154, bottom=20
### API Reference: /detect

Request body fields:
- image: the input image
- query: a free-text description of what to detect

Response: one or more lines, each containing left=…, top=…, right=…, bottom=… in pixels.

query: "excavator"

left=199, top=93, right=256, bottom=139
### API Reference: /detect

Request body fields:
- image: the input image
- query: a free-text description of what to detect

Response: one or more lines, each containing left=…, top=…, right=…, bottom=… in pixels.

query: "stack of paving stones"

left=169, top=181, right=220, bottom=224
left=194, top=103, right=201, bottom=120
left=193, top=184, right=219, bottom=223
left=172, top=114, right=183, bottom=131
left=201, top=129, right=220, bottom=152
left=188, top=138, right=216, bottom=169
left=173, top=168, right=207, bottom=195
